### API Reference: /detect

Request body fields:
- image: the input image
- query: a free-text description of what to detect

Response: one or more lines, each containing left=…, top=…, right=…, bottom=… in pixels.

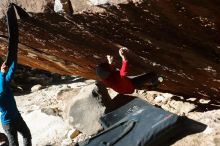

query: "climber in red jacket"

left=96, top=47, right=163, bottom=94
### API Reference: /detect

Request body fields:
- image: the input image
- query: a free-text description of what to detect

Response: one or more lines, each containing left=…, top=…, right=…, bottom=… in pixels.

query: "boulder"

left=0, top=0, right=54, bottom=19
left=31, top=84, right=43, bottom=92
left=65, top=82, right=113, bottom=135
left=0, top=1, right=219, bottom=100
left=23, top=110, right=70, bottom=146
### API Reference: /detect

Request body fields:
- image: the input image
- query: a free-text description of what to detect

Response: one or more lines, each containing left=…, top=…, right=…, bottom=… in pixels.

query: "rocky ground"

left=0, top=66, right=219, bottom=146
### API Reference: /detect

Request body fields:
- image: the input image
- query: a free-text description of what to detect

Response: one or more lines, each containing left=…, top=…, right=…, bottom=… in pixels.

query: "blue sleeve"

left=0, top=73, right=6, bottom=95
left=5, top=61, right=17, bottom=83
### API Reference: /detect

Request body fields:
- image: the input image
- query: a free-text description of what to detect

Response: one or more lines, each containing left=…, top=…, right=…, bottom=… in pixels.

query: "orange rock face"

left=0, top=0, right=220, bottom=100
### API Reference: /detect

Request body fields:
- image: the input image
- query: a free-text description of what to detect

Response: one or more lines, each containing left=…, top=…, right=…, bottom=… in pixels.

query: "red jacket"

left=102, top=61, right=135, bottom=94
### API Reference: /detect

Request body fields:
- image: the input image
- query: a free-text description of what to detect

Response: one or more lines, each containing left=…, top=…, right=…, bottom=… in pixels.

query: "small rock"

left=154, top=95, right=165, bottom=103
left=54, top=0, right=63, bottom=13
left=61, top=138, right=73, bottom=146
left=17, top=86, right=24, bottom=91
left=162, top=93, right=173, bottom=99
left=158, top=76, right=163, bottom=82
left=31, top=84, right=43, bottom=92
left=67, top=128, right=80, bottom=139
left=73, top=133, right=89, bottom=143
left=199, top=99, right=211, bottom=104
left=186, top=98, right=197, bottom=102
left=108, top=88, right=118, bottom=99
left=41, top=108, right=60, bottom=116
left=162, top=100, right=196, bottom=115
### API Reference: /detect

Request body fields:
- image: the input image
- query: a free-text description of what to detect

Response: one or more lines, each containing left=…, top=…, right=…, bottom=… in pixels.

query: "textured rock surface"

left=0, top=0, right=53, bottom=18
left=66, top=83, right=113, bottom=135
left=0, top=0, right=220, bottom=100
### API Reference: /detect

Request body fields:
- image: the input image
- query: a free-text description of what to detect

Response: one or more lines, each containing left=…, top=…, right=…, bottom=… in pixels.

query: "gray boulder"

left=66, top=82, right=113, bottom=135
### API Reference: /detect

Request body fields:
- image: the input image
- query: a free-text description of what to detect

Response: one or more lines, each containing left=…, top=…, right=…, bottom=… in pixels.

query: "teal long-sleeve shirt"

left=0, top=61, right=20, bottom=125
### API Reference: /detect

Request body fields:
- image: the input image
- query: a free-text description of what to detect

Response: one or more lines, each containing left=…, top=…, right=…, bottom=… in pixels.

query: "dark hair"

left=96, top=62, right=111, bottom=79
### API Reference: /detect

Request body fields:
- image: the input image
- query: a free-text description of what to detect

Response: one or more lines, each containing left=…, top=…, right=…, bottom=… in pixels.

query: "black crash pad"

left=78, top=98, right=207, bottom=146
